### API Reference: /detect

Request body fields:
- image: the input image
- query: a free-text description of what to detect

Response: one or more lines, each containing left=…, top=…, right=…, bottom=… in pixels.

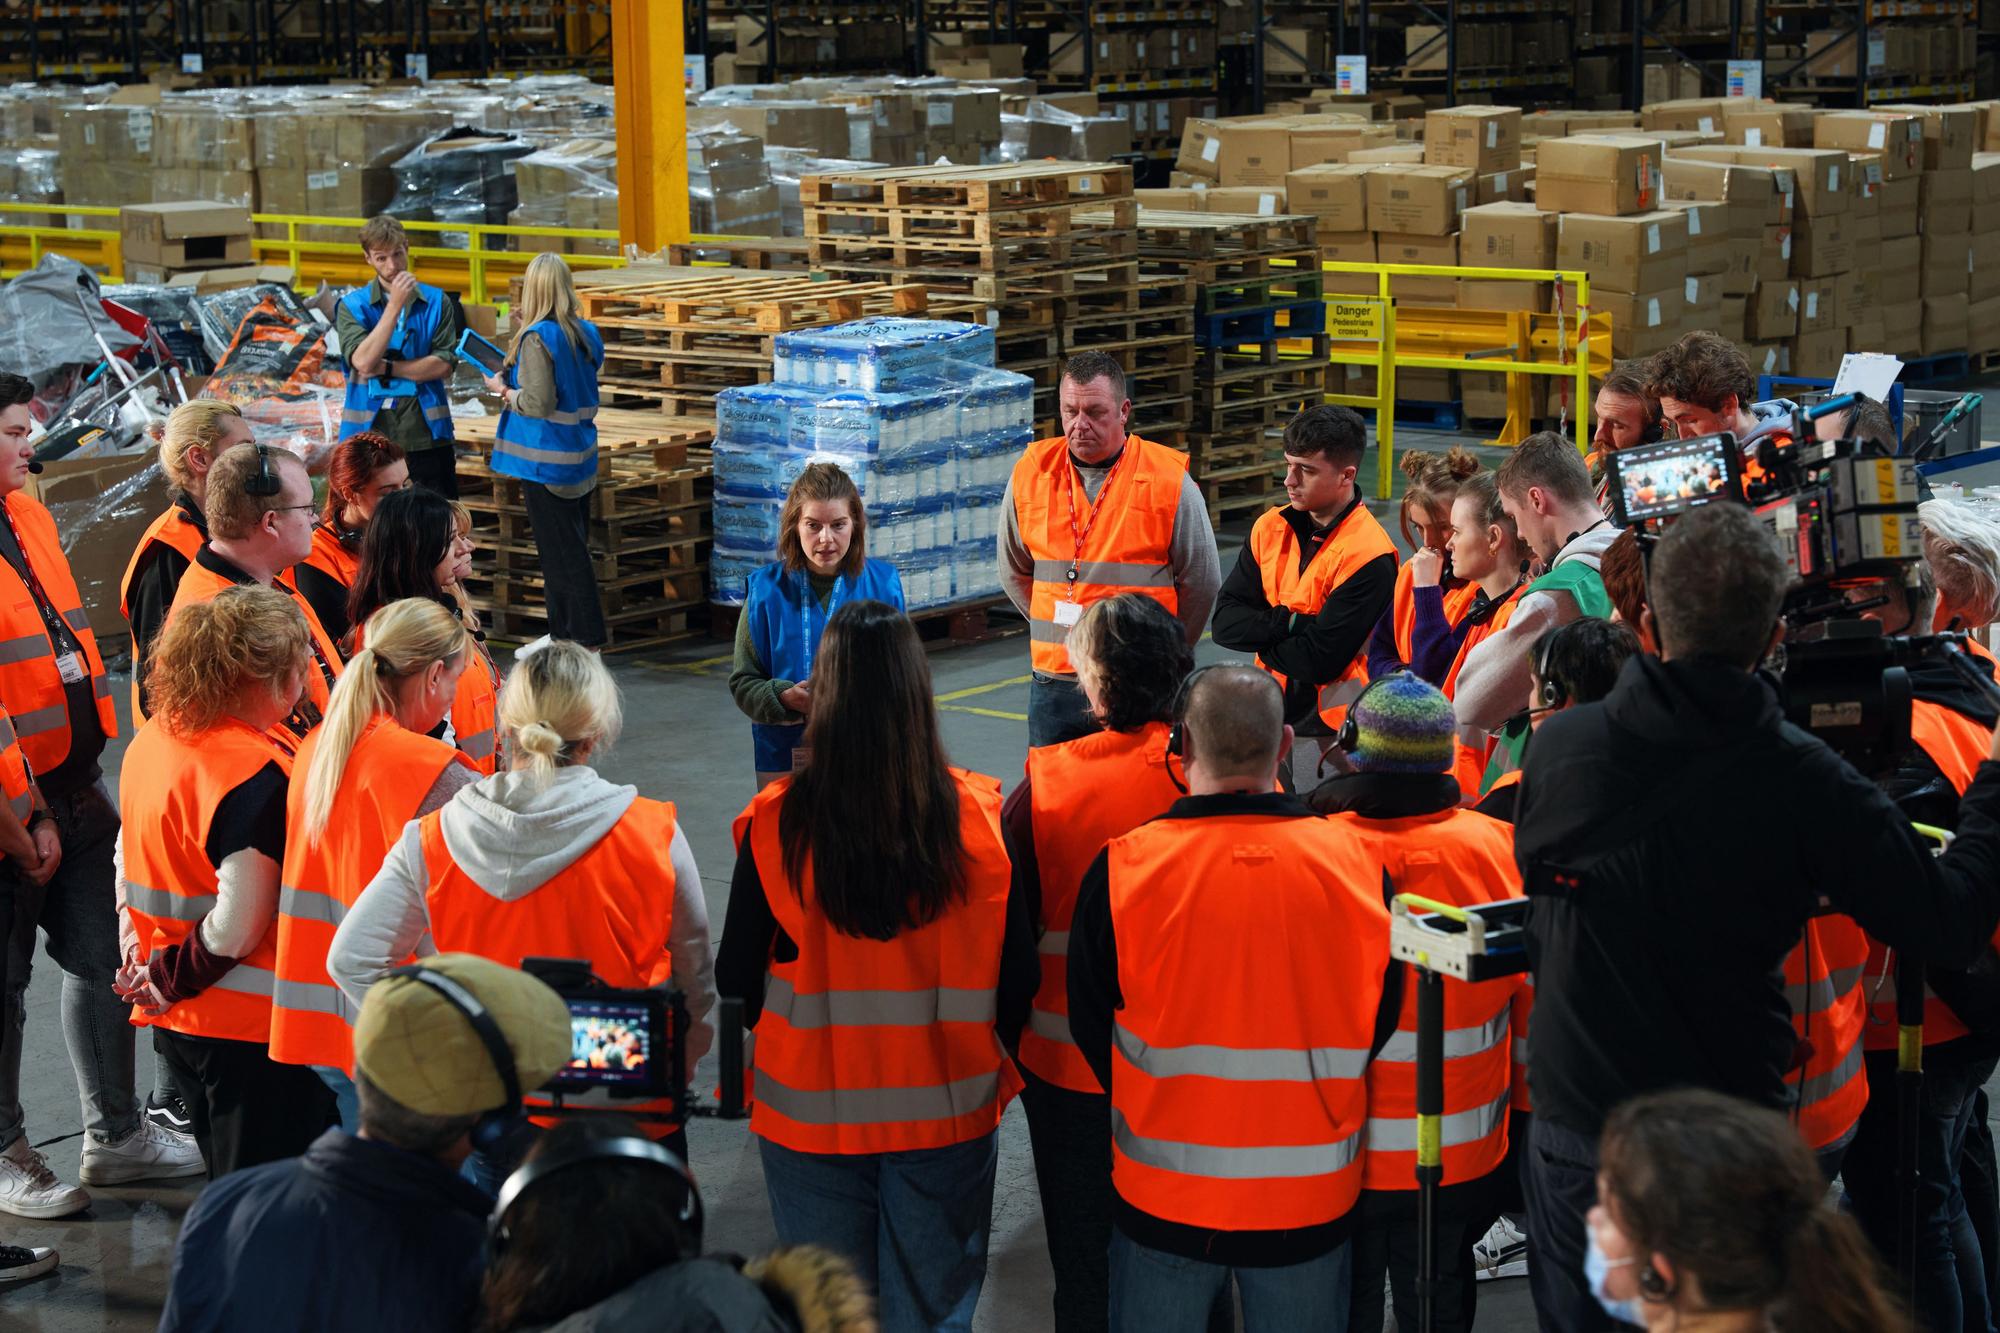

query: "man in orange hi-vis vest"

left=1067, top=666, right=1397, bottom=1330
left=999, top=351, right=1219, bottom=749
left=1212, top=404, right=1398, bottom=791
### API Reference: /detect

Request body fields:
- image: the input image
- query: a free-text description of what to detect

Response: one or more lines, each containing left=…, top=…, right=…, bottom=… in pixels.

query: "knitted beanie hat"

left=1347, top=672, right=1456, bottom=774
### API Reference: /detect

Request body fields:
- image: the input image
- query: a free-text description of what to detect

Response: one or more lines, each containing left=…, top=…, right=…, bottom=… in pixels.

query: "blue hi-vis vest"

left=745, top=556, right=905, bottom=772
left=493, top=319, right=606, bottom=488
left=338, top=282, right=455, bottom=443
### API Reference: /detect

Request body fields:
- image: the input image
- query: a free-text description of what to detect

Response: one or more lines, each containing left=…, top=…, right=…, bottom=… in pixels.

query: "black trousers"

left=1020, top=1066, right=1114, bottom=1333
left=1348, top=1174, right=1505, bottom=1333
left=153, top=1029, right=336, bottom=1180
left=406, top=444, right=460, bottom=500
left=1968, top=1089, right=2000, bottom=1301
left=522, top=480, right=608, bottom=647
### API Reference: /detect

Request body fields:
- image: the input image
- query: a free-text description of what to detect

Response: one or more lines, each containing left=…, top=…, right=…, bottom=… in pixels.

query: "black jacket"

left=1517, top=654, right=2000, bottom=1139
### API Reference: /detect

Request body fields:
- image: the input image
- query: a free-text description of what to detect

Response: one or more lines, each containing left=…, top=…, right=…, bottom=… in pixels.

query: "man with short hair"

left=167, top=442, right=343, bottom=751
left=1590, top=360, right=1661, bottom=456
left=157, top=953, right=572, bottom=1333
left=1812, top=392, right=1898, bottom=451
left=335, top=215, right=463, bottom=497
left=1067, top=665, right=1397, bottom=1330
left=1514, top=502, right=2000, bottom=1331
left=999, top=351, right=1220, bottom=747
left=0, top=372, right=204, bottom=1219
left=1212, top=404, right=1398, bottom=788
left=1648, top=329, right=1794, bottom=449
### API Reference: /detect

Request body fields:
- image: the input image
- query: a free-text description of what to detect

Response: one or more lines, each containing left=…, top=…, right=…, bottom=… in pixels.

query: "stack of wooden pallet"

left=800, top=161, right=1141, bottom=435
left=453, top=408, right=717, bottom=653
left=1127, top=210, right=1329, bottom=525
left=568, top=271, right=981, bottom=418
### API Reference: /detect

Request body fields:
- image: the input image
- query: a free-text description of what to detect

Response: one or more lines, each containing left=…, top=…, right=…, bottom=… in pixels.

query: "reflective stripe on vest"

left=492, top=320, right=606, bottom=487
left=741, top=769, right=1021, bottom=1154
left=1367, top=1089, right=1511, bottom=1154
left=452, top=641, right=501, bottom=775
left=338, top=284, right=454, bottom=442
left=1248, top=502, right=1399, bottom=731
left=0, top=492, right=118, bottom=772
left=1020, top=721, right=1183, bottom=1092
left=1011, top=436, right=1186, bottom=675
left=1783, top=914, right=1870, bottom=1149
left=1108, top=810, right=1389, bottom=1231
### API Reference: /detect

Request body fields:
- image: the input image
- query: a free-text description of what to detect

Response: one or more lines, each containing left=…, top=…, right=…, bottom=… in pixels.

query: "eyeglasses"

left=268, top=503, right=318, bottom=516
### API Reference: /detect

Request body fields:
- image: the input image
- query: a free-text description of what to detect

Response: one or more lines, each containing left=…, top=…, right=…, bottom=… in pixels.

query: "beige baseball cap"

left=352, top=954, right=572, bottom=1117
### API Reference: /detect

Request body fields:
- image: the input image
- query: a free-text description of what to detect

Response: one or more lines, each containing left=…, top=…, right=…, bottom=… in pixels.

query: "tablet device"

left=457, top=327, right=509, bottom=376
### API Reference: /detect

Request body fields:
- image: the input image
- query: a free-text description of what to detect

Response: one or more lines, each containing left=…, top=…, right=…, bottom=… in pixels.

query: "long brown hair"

left=778, top=601, right=965, bottom=940
left=322, top=430, right=405, bottom=527
left=1398, top=446, right=1481, bottom=548
left=1600, top=1088, right=1903, bottom=1332
left=777, top=462, right=867, bottom=578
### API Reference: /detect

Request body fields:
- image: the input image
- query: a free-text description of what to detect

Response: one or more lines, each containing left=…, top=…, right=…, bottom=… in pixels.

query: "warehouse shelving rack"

left=0, top=1, right=177, bottom=81
left=1754, top=0, right=1975, bottom=107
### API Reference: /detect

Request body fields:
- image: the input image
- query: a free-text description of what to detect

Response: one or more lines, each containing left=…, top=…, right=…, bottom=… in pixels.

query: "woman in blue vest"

left=481, top=252, right=609, bottom=647
left=729, top=463, right=903, bottom=786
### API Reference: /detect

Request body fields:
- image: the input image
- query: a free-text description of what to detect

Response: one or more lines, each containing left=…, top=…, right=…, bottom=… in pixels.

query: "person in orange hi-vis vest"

left=293, top=430, right=408, bottom=649
left=121, top=399, right=253, bottom=723
left=1212, top=405, right=1398, bottom=793
left=273, top=598, right=478, bottom=1130
left=1067, top=665, right=1395, bottom=1331
left=1364, top=447, right=1482, bottom=682
left=163, top=442, right=343, bottom=756
left=0, top=372, right=210, bottom=1221
left=717, top=600, right=1037, bottom=1333
left=327, top=638, right=716, bottom=1194
left=345, top=488, right=500, bottom=775
left=1306, top=673, right=1522, bottom=1333
left=114, top=587, right=339, bottom=1178
left=1437, top=473, right=1531, bottom=800
left=999, top=351, right=1219, bottom=750
left=1001, top=592, right=1193, bottom=1333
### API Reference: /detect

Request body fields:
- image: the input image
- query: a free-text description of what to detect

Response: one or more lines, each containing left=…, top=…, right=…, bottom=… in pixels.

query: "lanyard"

left=1062, top=444, right=1129, bottom=601
left=1, top=505, right=80, bottom=660
left=799, top=569, right=852, bottom=681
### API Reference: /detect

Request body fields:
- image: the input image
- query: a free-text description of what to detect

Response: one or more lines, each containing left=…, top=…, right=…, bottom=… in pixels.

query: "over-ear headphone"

left=1534, top=631, right=1567, bottom=711
left=1165, top=663, right=1228, bottom=761
left=489, top=1133, right=703, bottom=1258
left=385, top=964, right=523, bottom=1154
left=1335, top=673, right=1402, bottom=754
left=244, top=442, right=283, bottom=499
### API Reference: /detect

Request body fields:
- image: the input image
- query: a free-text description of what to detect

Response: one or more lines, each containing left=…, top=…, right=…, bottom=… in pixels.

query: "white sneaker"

left=0, top=1140, right=87, bottom=1219
left=0, top=1242, right=57, bottom=1283
left=78, top=1119, right=205, bottom=1186
left=1473, top=1215, right=1530, bottom=1281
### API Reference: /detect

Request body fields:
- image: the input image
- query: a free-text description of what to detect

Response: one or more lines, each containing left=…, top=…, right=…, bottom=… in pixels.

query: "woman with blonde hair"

left=269, top=598, right=478, bottom=1129
left=731, top=462, right=904, bottom=786
left=295, top=429, right=409, bottom=647
left=120, top=399, right=255, bottom=719
left=327, top=639, right=717, bottom=1187
left=114, top=585, right=338, bottom=1177
left=1368, top=446, right=1485, bottom=679
left=481, top=251, right=607, bottom=646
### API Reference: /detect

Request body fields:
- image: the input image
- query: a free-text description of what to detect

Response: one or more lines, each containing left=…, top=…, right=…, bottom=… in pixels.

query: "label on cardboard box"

left=1782, top=232, right=1793, bottom=259
left=1202, top=136, right=1220, bottom=162
left=1646, top=223, right=1661, bottom=254
left=1687, top=209, right=1702, bottom=236
left=1788, top=287, right=1800, bottom=312
left=1259, top=194, right=1277, bottom=215
left=1647, top=298, right=1662, bottom=326
left=1699, top=117, right=1715, bottom=134
left=1746, top=128, right=1764, bottom=147
left=1764, top=347, right=1779, bottom=373
left=1868, top=123, right=1886, bottom=150
left=308, top=170, right=338, bottom=190
left=1687, top=277, right=1700, bottom=303
left=1486, top=121, right=1498, bottom=149
left=1807, top=291, right=1819, bottom=319
left=83, top=124, right=95, bottom=146
left=1829, top=165, right=1841, bottom=191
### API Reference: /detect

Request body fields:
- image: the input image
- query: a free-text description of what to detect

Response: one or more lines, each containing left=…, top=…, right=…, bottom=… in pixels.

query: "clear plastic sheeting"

left=763, top=149, right=884, bottom=236
left=389, top=127, right=539, bottom=244
left=510, top=138, right=617, bottom=257
left=0, top=254, right=137, bottom=391
left=711, top=320, right=1032, bottom=609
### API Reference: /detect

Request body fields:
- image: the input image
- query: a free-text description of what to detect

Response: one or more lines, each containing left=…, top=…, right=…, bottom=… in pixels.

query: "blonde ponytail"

left=498, top=640, right=621, bottom=791
left=300, top=598, right=469, bottom=843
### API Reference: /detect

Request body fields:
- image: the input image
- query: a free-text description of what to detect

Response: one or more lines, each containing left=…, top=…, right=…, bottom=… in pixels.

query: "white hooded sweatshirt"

left=327, top=766, right=717, bottom=1065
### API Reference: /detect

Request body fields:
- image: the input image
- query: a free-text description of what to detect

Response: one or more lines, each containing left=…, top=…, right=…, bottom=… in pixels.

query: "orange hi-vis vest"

left=353, top=618, right=501, bottom=776
left=120, top=717, right=291, bottom=1042
left=303, top=523, right=360, bottom=592
left=739, top=768, right=1021, bottom=1154
left=1782, top=915, right=1870, bottom=1149
left=165, top=553, right=344, bottom=747
left=1248, top=502, right=1400, bottom=731
left=1443, top=584, right=1527, bottom=800
left=0, top=491, right=118, bottom=771
left=1020, top=720, right=1183, bottom=1092
left=1510, top=971, right=1534, bottom=1113
left=119, top=502, right=206, bottom=721
left=1107, top=809, right=1390, bottom=1231
left=1012, top=435, right=1186, bottom=676
left=421, top=795, right=683, bottom=1129
left=1330, top=805, right=1521, bottom=1189
left=0, top=708, right=34, bottom=826
left=270, top=715, right=465, bottom=1069
left=1860, top=698, right=1992, bottom=1051
left=1390, top=563, right=1480, bottom=665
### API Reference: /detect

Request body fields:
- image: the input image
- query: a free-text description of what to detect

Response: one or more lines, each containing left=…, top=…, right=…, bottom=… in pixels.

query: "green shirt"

left=334, top=278, right=464, bottom=455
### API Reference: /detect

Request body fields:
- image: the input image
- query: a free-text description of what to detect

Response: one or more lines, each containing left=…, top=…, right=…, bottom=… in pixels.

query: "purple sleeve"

left=1365, top=593, right=1406, bottom=680
left=1408, top=586, right=1474, bottom=685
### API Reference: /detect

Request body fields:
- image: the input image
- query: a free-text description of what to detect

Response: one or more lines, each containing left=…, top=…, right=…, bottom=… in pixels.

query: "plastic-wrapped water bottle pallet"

left=803, top=229, right=1137, bottom=273
left=797, top=162, right=1135, bottom=212
left=802, top=197, right=1139, bottom=243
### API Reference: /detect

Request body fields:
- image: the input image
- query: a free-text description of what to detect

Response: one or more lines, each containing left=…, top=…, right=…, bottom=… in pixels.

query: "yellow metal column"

left=612, top=0, right=691, bottom=252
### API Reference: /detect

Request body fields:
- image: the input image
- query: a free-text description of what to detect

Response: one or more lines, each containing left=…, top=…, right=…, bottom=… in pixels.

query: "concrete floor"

left=2, top=476, right=1522, bottom=1331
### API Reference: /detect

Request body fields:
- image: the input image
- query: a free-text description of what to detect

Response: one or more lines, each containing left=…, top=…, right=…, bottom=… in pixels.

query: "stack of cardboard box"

left=152, top=99, right=259, bottom=211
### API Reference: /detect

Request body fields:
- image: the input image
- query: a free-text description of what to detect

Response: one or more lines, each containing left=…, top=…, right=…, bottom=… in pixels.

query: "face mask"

left=1583, top=1220, right=1648, bottom=1327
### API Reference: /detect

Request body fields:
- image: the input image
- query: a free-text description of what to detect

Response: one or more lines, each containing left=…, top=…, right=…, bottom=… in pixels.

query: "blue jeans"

left=313, top=1065, right=360, bottom=1134
left=1109, top=1227, right=1352, bottom=1333
left=1029, top=674, right=1098, bottom=749
left=760, top=1132, right=997, bottom=1333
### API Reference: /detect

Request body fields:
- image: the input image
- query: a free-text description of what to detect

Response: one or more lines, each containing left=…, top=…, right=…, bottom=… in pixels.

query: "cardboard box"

left=1682, top=271, right=1727, bottom=320
left=1797, top=275, right=1840, bottom=332
left=1973, top=230, right=2000, bottom=301
left=1790, top=212, right=1853, bottom=278
left=1924, top=294, right=1970, bottom=355
left=1349, top=144, right=1427, bottom=165
left=1176, top=117, right=1291, bottom=185
left=1667, top=200, right=1729, bottom=276
left=119, top=201, right=252, bottom=267
left=165, top=263, right=298, bottom=293
left=1476, top=168, right=1532, bottom=206
left=1320, top=231, right=1378, bottom=295
left=1600, top=286, right=1685, bottom=356
left=1879, top=175, right=1922, bottom=237
left=1424, top=105, right=1523, bottom=173
left=1378, top=232, right=1459, bottom=305
left=1462, top=370, right=1549, bottom=422
left=1661, top=156, right=1794, bottom=228
left=1366, top=165, right=1471, bottom=235
left=1557, top=210, right=1689, bottom=293
left=1758, top=224, right=1795, bottom=283
left=1723, top=102, right=1818, bottom=149
left=1287, top=121, right=1396, bottom=170
left=1747, top=280, right=1801, bottom=340
left=1972, top=152, right=2000, bottom=208
left=1875, top=103, right=1977, bottom=170
left=1535, top=136, right=1662, bottom=215
left=1202, top=187, right=1287, bottom=215
left=1641, top=98, right=1730, bottom=134
left=1791, top=328, right=1849, bottom=377
left=1923, top=231, right=1973, bottom=296
left=1460, top=202, right=1557, bottom=311
left=1675, top=144, right=1849, bottom=215
left=1921, top=168, right=1973, bottom=234
left=1136, top=187, right=1209, bottom=210
left=1742, top=341, right=1789, bottom=381
left=1814, top=112, right=1926, bottom=179
left=1285, top=164, right=1369, bottom=230
left=1882, top=300, right=1924, bottom=357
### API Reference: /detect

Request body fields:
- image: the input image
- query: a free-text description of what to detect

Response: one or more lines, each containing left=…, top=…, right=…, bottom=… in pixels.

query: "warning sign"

left=1327, top=299, right=1385, bottom=341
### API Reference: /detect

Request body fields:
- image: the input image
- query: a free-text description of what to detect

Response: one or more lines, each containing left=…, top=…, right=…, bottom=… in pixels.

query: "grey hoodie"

left=327, top=767, right=718, bottom=1065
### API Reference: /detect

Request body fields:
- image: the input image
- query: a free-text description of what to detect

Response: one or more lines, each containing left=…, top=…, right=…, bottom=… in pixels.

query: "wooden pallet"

left=1125, top=211, right=1318, bottom=259
left=459, top=455, right=712, bottom=524
left=799, top=162, right=1134, bottom=211
left=1196, top=460, right=1285, bottom=524
left=576, top=275, right=936, bottom=329
left=803, top=196, right=1138, bottom=243
left=1062, top=309, right=1198, bottom=351
left=805, top=229, right=1137, bottom=272
left=1197, top=270, right=1326, bottom=314
left=465, top=562, right=708, bottom=619
left=666, top=238, right=811, bottom=270
left=1199, top=334, right=1334, bottom=375
left=815, top=260, right=1145, bottom=305
left=1129, top=364, right=1198, bottom=400
left=451, top=410, right=708, bottom=475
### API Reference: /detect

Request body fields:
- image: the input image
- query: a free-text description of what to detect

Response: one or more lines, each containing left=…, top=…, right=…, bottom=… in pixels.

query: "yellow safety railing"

left=0, top=202, right=123, bottom=277
left=1318, top=261, right=1613, bottom=500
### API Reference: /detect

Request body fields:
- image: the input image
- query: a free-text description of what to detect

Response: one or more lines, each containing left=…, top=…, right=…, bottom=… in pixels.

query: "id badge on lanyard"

left=798, top=569, right=851, bottom=682
left=1061, top=447, right=1125, bottom=628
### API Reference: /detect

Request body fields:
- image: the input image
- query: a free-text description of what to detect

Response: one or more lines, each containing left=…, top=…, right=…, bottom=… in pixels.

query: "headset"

left=488, top=1132, right=703, bottom=1258
left=384, top=964, right=524, bottom=1155
left=1533, top=630, right=1568, bottom=712
left=1334, top=673, right=1405, bottom=754
left=1164, top=662, right=1229, bottom=763
left=244, top=442, right=284, bottom=498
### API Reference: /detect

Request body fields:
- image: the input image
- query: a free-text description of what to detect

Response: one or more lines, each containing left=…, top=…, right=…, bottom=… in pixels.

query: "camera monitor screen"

left=557, top=995, right=662, bottom=1093
left=1606, top=432, right=1742, bottom=527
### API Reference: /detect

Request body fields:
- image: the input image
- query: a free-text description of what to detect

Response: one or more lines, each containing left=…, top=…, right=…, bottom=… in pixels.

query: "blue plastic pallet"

left=1354, top=399, right=1464, bottom=432
left=1195, top=300, right=1329, bottom=348
left=1901, top=352, right=1971, bottom=385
